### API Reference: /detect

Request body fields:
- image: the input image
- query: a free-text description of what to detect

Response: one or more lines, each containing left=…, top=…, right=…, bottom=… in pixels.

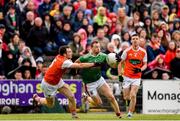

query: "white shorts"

left=122, top=76, right=141, bottom=89
left=85, top=77, right=106, bottom=97
left=41, top=78, right=65, bottom=98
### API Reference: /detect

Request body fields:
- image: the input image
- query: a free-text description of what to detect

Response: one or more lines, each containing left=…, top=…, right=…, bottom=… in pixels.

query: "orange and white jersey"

left=121, top=46, right=147, bottom=79
left=44, top=55, right=73, bottom=85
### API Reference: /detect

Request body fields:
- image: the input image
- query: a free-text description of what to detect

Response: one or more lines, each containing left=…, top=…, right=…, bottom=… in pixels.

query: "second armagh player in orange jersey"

left=118, top=33, right=147, bottom=118
left=33, top=46, right=103, bottom=119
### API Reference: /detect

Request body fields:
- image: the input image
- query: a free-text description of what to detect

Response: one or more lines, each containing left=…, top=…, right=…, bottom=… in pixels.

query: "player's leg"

left=122, top=76, right=131, bottom=113
left=58, top=83, right=78, bottom=119
left=85, top=82, right=103, bottom=106
left=33, top=79, right=57, bottom=108
left=33, top=94, right=55, bottom=108
left=128, top=78, right=141, bottom=118
left=122, top=87, right=131, bottom=112
left=128, top=85, right=139, bottom=114
left=99, top=82, right=121, bottom=118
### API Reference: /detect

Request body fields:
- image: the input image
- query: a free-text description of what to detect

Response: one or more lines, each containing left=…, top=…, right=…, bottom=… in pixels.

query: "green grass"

left=0, top=113, right=180, bottom=120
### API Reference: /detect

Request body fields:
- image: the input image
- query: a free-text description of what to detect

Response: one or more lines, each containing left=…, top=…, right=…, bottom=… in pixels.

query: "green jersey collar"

left=89, top=51, right=101, bottom=57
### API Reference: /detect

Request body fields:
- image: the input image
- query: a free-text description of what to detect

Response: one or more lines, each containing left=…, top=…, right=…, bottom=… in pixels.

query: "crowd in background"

left=0, top=0, right=180, bottom=80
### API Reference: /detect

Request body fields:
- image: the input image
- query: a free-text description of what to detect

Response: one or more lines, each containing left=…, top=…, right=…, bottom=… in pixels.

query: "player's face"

left=92, top=43, right=101, bottom=54
left=65, top=48, right=73, bottom=59
left=131, top=36, right=140, bottom=47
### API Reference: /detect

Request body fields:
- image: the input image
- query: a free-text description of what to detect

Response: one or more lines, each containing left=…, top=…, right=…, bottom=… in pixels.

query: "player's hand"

left=132, top=67, right=141, bottom=74
left=119, top=75, right=124, bottom=82
left=94, top=62, right=106, bottom=67
left=115, top=53, right=121, bottom=62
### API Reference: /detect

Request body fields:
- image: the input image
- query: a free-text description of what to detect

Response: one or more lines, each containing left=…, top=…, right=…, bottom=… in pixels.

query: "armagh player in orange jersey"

left=33, top=46, right=101, bottom=119
left=118, top=33, right=147, bottom=118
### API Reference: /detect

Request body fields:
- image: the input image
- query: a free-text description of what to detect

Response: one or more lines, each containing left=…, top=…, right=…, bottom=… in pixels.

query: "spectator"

left=124, top=17, right=135, bottom=35
left=16, top=0, right=29, bottom=13
left=38, top=0, right=52, bottom=18
left=171, top=30, right=180, bottom=47
left=78, top=28, right=88, bottom=50
left=27, top=17, right=49, bottom=56
left=35, top=56, right=44, bottom=79
left=103, top=23, right=111, bottom=39
left=173, top=19, right=180, bottom=31
left=86, top=24, right=95, bottom=44
left=143, top=16, right=154, bottom=40
left=18, top=47, right=36, bottom=67
left=8, top=33, right=20, bottom=57
left=133, top=11, right=144, bottom=27
left=139, top=29, right=147, bottom=40
left=0, top=24, right=9, bottom=49
left=84, top=9, right=93, bottom=25
left=23, top=69, right=32, bottom=79
left=158, top=21, right=171, bottom=50
left=68, top=33, right=84, bottom=62
left=55, top=21, right=73, bottom=47
left=92, top=0, right=103, bottom=16
left=92, top=28, right=109, bottom=53
left=20, top=11, right=35, bottom=41
left=60, top=5, right=73, bottom=24
left=105, top=43, right=115, bottom=54
left=49, top=2, right=61, bottom=19
left=5, top=4, right=19, bottom=36
left=121, top=30, right=131, bottom=44
left=117, top=8, right=129, bottom=28
left=146, top=33, right=165, bottom=62
left=164, top=41, right=176, bottom=69
left=151, top=70, right=159, bottom=79
left=108, top=12, right=117, bottom=35
left=20, top=0, right=38, bottom=22
left=0, top=39, right=6, bottom=75
left=73, top=9, right=84, bottom=31
left=148, top=54, right=168, bottom=70
left=93, top=7, right=107, bottom=27
left=132, top=0, right=147, bottom=21
left=170, top=48, right=180, bottom=79
left=139, top=37, right=147, bottom=49
left=111, top=34, right=121, bottom=53
left=14, top=70, right=23, bottom=80
left=113, top=0, right=130, bottom=15
left=36, top=65, right=47, bottom=80
left=160, top=5, right=169, bottom=23
left=162, top=72, right=170, bottom=80
left=151, top=10, right=160, bottom=29
left=114, top=23, right=122, bottom=36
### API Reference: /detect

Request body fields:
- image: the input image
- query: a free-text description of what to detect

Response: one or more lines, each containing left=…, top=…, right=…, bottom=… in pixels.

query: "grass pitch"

left=0, top=113, right=180, bottom=120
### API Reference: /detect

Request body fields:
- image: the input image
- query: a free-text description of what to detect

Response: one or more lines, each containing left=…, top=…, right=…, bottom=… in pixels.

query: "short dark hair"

left=91, top=40, right=99, bottom=47
left=131, top=33, right=139, bottom=38
left=59, top=45, right=70, bottom=55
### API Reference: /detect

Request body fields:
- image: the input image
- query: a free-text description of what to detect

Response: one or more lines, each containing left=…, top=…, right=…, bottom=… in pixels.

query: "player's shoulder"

left=80, top=53, right=91, bottom=61
left=123, top=46, right=132, bottom=53
left=99, top=52, right=107, bottom=56
left=83, top=53, right=91, bottom=58
left=139, top=47, right=147, bottom=54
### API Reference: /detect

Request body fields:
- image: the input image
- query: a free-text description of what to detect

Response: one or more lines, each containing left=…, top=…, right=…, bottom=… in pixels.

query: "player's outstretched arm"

left=70, top=62, right=95, bottom=68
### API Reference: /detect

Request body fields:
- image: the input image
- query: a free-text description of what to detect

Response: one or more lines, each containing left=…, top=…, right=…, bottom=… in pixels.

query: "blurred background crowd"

left=0, top=0, right=179, bottom=80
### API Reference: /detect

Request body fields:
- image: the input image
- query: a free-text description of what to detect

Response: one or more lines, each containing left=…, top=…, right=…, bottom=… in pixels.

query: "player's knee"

left=123, top=96, right=129, bottom=100
left=107, top=95, right=116, bottom=102
left=94, top=101, right=102, bottom=106
left=46, top=101, right=54, bottom=108
left=68, top=95, right=75, bottom=102
left=130, top=93, right=136, bottom=100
